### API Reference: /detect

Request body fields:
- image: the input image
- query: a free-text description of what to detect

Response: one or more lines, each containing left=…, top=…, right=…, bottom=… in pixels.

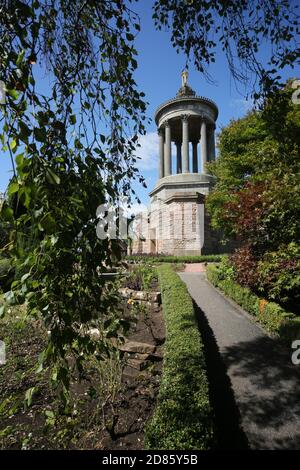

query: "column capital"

left=200, top=113, right=209, bottom=122
left=163, top=119, right=171, bottom=128
left=181, top=113, right=190, bottom=122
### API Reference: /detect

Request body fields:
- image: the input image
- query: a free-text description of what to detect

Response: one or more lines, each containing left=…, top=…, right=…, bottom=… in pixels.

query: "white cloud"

left=124, top=202, right=148, bottom=218
left=230, top=98, right=254, bottom=112
left=135, top=132, right=158, bottom=170
left=118, top=196, right=148, bottom=217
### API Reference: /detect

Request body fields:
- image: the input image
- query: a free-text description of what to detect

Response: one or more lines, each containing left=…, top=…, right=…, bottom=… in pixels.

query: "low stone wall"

left=118, top=287, right=161, bottom=304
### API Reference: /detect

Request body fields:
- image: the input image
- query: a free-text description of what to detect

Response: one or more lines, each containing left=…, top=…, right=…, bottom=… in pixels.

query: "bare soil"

left=0, top=281, right=165, bottom=450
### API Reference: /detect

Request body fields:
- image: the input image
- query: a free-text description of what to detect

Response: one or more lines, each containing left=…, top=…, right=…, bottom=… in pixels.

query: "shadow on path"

left=181, top=273, right=300, bottom=449
left=193, top=300, right=249, bottom=449
left=221, top=335, right=300, bottom=450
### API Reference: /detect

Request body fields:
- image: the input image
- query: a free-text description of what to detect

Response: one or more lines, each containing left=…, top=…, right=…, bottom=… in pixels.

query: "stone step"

left=120, top=340, right=156, bottom=355
left=122, top=366, right=144, bottom=380
left=125, top=352, right=150, bottom=361
left=126, top=358, right=150, bottom=371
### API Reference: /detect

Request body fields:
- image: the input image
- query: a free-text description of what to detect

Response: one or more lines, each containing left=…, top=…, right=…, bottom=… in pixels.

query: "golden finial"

left=181, top=70, right=188, bottom=87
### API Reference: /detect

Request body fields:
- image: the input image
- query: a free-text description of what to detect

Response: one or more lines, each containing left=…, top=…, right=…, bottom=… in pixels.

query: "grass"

left=145, top=264, right=215, bottom=450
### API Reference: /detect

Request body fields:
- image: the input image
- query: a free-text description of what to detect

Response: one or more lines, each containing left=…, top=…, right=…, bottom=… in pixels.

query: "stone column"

left=164, top=140, right=167, bottom=170
left=164, top=121, right=172, bottom=176
left=192, top=141, right=198, bottom=173
left=158, top=127, right=164, bottom=178
left=200, top=119, right=207, bottom=174
left=176, top=141, right=182, bottom=173
left=182, top=115, right=189, bottom=173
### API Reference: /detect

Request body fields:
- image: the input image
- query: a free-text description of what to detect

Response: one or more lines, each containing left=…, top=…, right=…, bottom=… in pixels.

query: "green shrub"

left=259, top=302, right=294, bottom=334
left=257, top=243, right=300, bottom=310
left=145, top=265, right=215, bottom=450
left=126, top=254, right=226, bottom=264
left=207, top=264, right=298, bottom=342
left=125, top=264, right=157, bottom=290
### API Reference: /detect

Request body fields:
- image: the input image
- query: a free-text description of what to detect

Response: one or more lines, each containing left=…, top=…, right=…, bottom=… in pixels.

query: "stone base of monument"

left=131, top=173, right=227, bottom=256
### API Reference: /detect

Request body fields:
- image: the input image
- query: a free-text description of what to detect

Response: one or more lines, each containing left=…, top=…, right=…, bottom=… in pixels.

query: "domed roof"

left=154, top=71, right=218, bottom=125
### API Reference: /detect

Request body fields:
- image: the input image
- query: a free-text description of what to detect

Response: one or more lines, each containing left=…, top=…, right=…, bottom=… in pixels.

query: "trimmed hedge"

left=145, top=264, right=215, bottom=450
left=126, top=254, right=225, bottom=264
left=207, top=264, right=300, bottom=342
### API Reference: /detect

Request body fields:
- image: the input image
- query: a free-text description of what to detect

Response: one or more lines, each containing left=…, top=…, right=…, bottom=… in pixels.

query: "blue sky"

left=0, top=1, right=297, bottom=210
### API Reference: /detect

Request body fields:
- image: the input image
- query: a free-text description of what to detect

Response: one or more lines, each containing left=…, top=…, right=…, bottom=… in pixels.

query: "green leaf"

left=6, top=89, right=19, bottom=100
left=74, top=138, right=83, bottom=149
left=45, top=168, right=60, bottom=185
left=25, top=387, right=35, bottom=407
left=51, top=366, right=58, bottom=382
left=15, top=153, right=24, bottom=169
left=7, top=182, right=19, bottom=196
left=21, top=272, right=30, bottom=283
left=36, top=360, right=44, bottom=373
left=19, top=121, right=31, bottom=141
left=19, top=186, right=31, bottom=209
left=70, top=114, right=76, bottom=125
left=10, top=139, right=17, bottom=151
left=83, top=101, right=91, bottom=110
left=45, top=409, right=55, bottom=426
left=0, top=305, right=6, bottom=318
left=1, top=205, right=13, bottom=221
left=34, top=127, right=47, bottom=142
left=40, top=213, right=56, bottom=233
left=16, top=50, right=25, bottom=67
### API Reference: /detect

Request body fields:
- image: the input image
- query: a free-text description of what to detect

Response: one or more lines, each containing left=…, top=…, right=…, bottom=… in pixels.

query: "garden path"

left=179, top=271, right=300, bottom=450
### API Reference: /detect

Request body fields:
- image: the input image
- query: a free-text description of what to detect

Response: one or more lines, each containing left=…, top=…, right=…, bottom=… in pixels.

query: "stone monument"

left=132, top=72, right=221, bottom=255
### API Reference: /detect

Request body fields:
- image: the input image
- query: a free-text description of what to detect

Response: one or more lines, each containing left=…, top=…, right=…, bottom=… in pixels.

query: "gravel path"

left=179, top=272, right=300, bottom=450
